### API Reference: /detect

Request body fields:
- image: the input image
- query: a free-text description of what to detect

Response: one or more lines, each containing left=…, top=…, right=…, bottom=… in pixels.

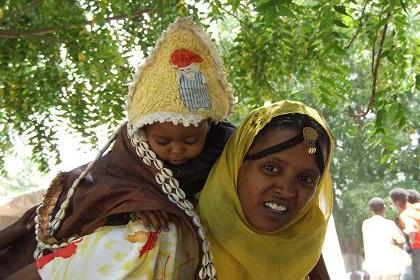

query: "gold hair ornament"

left=303, top=127, right=318, bottom=154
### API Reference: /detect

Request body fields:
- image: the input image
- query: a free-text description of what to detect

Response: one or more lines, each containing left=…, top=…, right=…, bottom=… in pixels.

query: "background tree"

left=0, top=0, right=418, bottom=271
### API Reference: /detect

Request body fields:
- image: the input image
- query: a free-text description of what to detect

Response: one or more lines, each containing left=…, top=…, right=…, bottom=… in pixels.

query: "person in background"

left=347, top=271, right=371, bottom=280
left=390, top=188, right=420, bottom=280
left=407, top=189, right=420, bottom=204
left=362, top=197, right=410, bottom=280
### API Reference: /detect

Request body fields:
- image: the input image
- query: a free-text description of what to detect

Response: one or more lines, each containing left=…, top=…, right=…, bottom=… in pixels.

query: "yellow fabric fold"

left=199, top=100, right=334, bottom=279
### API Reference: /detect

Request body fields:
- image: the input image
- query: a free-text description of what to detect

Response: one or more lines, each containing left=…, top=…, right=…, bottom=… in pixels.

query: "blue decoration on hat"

left=178, top=67, right=211, bottom=111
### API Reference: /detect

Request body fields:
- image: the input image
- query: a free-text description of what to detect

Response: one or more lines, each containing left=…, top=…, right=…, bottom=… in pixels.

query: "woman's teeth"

left=265, top=202, right=287, bottom=213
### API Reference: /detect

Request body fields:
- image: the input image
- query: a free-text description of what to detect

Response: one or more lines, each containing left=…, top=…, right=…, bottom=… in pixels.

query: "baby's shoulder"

left=208, top=121, right=235, bottom=141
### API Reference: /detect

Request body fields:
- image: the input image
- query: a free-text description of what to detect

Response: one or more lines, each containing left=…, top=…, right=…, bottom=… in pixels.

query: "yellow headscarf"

left=199, top=100, right=334, bottom=280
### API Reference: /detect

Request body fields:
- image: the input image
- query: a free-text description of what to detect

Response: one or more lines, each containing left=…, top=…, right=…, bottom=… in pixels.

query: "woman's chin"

left=250, top=211, right=293, bottom=232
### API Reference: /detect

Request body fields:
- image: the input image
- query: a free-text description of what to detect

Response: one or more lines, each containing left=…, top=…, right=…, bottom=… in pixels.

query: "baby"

left=0, top=17, right=234, bottom=280
left=137, top=120, right=234, bottom=231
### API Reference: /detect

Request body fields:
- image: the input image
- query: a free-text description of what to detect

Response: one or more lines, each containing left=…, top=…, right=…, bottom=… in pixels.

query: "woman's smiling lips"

left=264, top=201, right=288, bottom=214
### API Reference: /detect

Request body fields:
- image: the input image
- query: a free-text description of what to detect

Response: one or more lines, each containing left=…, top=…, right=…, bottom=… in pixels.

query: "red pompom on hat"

left=170, top=48, right=203, bottom=68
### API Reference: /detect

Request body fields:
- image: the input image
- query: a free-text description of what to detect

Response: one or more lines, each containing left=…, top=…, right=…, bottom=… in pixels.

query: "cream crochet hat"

left=126, top=16, right=235, bottom=131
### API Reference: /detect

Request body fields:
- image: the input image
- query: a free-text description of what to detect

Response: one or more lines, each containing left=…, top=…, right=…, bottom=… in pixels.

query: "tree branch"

left=0, top=9, right=152, bottom=39
left=218, top=5, right=245, bottom=26
left=371, top=5, right=384, bottom=75
left=216, top=19, right=229, bottom=57
left=346, top=0, right=370, bottom=50
left=351, top=11, right=392, bottom=118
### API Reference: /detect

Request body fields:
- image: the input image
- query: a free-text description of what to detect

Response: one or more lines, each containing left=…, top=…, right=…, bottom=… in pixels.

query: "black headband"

left=244, top=133, right=325, bottom=173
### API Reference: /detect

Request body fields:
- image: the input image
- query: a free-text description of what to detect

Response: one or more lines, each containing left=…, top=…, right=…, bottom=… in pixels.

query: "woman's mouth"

left=264, top=202, right=288, bottom=214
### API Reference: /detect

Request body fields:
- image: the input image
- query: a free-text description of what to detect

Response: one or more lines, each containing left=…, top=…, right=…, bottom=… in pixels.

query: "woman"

left=199, top=100, right=334, bottom=279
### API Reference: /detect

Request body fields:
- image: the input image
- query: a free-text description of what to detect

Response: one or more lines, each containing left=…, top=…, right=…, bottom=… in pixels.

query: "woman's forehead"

left=250, top=126, right=300, bottom=153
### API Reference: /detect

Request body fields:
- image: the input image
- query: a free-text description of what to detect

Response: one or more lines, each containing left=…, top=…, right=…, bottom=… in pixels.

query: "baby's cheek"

left=191, top=142, right=205, bottom=157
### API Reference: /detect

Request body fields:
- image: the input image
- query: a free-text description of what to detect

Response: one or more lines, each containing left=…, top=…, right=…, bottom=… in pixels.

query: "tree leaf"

left=334, top=19, right=349, bottom=28
left=334, top=5, right=351, bottom=17
left=380, top=153, right=391, bottom=165
left=256, top=0, right=277, bottom=13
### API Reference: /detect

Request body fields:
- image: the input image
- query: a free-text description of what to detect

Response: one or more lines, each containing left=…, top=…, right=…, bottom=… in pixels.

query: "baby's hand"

left=136, top=210, right=169, bottom=232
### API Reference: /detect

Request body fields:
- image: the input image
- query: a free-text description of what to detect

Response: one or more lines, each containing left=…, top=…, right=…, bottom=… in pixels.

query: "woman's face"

left=237, top=127, right=321, bottom=232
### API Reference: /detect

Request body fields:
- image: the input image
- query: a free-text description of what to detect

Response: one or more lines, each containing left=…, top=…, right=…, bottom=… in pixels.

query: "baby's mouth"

left=264, top=202, right=288, bottom=214
left=167, top=158, right=188, bottom=165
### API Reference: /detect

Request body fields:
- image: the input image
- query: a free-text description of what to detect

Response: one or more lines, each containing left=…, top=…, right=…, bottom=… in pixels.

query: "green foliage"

left=0, top=0, right=201, bottom=170
left=0, top=0, right=418, bottom=270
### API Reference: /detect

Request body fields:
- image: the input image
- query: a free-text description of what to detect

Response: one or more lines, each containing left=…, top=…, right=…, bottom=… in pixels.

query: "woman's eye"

left=299, top=174, right=316, bottom=187
left=262, top=164, right=279, bottom=174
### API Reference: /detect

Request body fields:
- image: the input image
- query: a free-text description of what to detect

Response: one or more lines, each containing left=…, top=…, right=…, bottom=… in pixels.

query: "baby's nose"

left=170, top=143, right=186, bottom=154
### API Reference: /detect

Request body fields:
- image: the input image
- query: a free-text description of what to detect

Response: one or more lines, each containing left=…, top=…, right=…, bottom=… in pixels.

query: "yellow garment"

left=199, top=100, right=334, bottom=279
left=126, top=17, right=235, bottom=130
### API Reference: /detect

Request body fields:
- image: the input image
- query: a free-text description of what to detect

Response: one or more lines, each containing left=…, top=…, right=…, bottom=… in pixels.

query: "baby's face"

left=144, top=121, right=208, bottom=165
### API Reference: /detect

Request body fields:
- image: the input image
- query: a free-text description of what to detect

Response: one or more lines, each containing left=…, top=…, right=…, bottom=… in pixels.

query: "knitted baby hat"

left=126, top=16, right=235, bottom=131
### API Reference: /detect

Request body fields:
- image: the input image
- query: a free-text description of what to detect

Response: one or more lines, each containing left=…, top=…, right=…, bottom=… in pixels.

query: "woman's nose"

left=274, top=179, right=296, bottom=198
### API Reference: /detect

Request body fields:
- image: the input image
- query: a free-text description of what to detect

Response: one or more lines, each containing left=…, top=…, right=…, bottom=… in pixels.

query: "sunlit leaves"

left=0, top=0, right=202, bottom=172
